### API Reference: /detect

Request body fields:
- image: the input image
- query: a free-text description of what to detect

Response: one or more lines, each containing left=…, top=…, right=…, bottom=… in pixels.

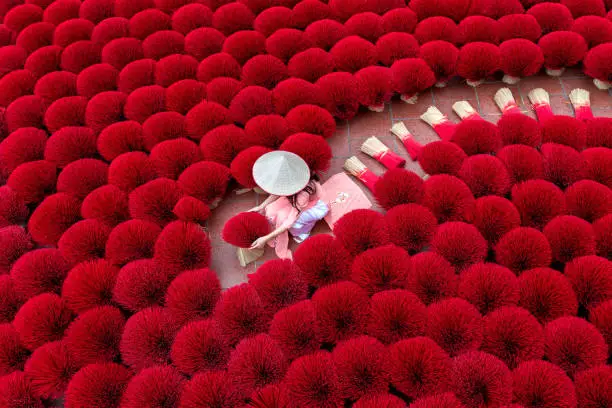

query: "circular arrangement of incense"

left=0, top=0, right=611, bottom=406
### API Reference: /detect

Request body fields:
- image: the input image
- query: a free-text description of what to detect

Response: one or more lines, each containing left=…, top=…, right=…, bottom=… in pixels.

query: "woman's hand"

left=248, top=195, right=278, bottom=213
left=250, top=237, right=268, bottom=250
left=247, top=205, right=263, bottom=213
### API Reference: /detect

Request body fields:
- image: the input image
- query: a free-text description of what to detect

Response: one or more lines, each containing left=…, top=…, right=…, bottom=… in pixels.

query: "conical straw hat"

left=252, top=151, right=311, bottom=196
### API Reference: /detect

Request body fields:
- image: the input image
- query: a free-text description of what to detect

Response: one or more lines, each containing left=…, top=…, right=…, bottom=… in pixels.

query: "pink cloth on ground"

left=264, top=182, right=323, bottom=259
left=320, top=172, right=372, bottom=228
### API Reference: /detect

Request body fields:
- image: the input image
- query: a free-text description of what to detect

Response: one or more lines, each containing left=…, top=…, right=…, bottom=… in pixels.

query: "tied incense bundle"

left=494, top=88, right=522, bottom=115
left=569, top=88, right=593, bottom=122
left=528, top=88, right=553, bottom=122
left=344, top=156, right=379, bottom=192
left=452, top=100, right=483, bottom=121
left=361, top=136, right=406, bottom=169
left=420, top=106, right=456, bottom=142
left=390, top=122, right=422, bottom=161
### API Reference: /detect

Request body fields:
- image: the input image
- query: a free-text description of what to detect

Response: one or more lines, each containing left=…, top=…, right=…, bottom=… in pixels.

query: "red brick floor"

left=209, top=70, right=612, bottom=289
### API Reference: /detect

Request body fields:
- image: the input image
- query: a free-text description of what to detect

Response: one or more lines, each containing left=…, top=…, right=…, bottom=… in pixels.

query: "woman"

left=247, top=151, right=329, bottom=259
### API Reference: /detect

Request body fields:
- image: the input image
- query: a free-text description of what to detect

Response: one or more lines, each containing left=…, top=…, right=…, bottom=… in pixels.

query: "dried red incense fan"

left=222, top=212, right=271, bottom=266
left=494, top=88, right=522, bottom=115
left=569, top=88, right=593, bottom=122
left=344, top=156, right=379, bottom=192
left=452, top=100, right=483, bottom=121
left=584, top=43, right=612, bottom=91
left=528, top=88, right=553, bottom=122
left=390, top=122, right=422, bottom=161
left=360, top=136, right=406, bottom=169
left=420, top=106, right=456, bottom=142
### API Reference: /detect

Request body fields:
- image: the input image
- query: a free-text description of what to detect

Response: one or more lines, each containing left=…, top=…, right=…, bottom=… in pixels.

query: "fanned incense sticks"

left=568, top=88, right=593, bottom=121
left=585, top=44, right=612, bottom=91
left=344, top=156, right=379, bottom=191
left=452, top=101, right=482, bottom=121
left=494, top=88, right=522, bottom=115
left=420, top=106, right=456, bottom=142
left=361, top=136, right=406, bottom=169
left=390, top=122, right=422, bottom=161
left=528, top=88, right=553, bottom=122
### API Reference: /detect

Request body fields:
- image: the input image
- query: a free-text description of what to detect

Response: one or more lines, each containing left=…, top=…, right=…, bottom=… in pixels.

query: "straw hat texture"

left=252, top=151, right=311, bottom=196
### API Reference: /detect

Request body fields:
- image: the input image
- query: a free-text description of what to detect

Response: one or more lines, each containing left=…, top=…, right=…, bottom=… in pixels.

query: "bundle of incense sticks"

left=568, top=88, right=593, bottom=121
left=237, top=247, right=264, bottom=267
left=593, top=78, right=611, bottom=91
left=344, top=156, right=379, bottom=192
left=390, top=122, right=422, bottom=161
left=502, top=74, right=521, bottom=85
left=494, top=88, right=522, bottom=115
left=367, top=102, right=385, bottom=113
left=360, top=136, right=406, bottom=169
left=546, top=67, right=565, bottom=77
left=452, top=101, right=483, bottom=121
left=420, top=106, right=456, bottom=141
left=528, top=88, right=553, bottom=122
left=401, top=93, right=420, bottom=104
left=466, top=78, right=485, bottom=87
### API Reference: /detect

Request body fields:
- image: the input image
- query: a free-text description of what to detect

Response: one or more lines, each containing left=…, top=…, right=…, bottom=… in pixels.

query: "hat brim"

left=252, top=151, right=311, bottom=196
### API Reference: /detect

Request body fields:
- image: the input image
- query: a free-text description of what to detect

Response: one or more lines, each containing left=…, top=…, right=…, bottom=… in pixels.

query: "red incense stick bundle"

left=222, top=212, right=271, bottom=248
left=584, top=44, right=612, bottom=91
left=344, top=156, right=379, bottom=192
left=222, top=212, right=270, bottom=266
left=528, top=88, right=553, bottom=122
left=390, top=122, right=422, bottom=161
left=452, top=100, right=483, bottom=121
left=494, top=88, right=522, bottom=115
left=420, top=106, right=456, bottom=142
left=361, top=136, right=406, bottom=169
left=568, top=88, right=593, bottom=122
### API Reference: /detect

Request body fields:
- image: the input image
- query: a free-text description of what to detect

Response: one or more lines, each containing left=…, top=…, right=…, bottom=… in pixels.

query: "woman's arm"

left=262, top=194, right=278, bottom=207
left=264, top=225, right=290, bottom=241
left=248, top=194, right=278, bottom=212
left=250, top=224, right=289, bottom=249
